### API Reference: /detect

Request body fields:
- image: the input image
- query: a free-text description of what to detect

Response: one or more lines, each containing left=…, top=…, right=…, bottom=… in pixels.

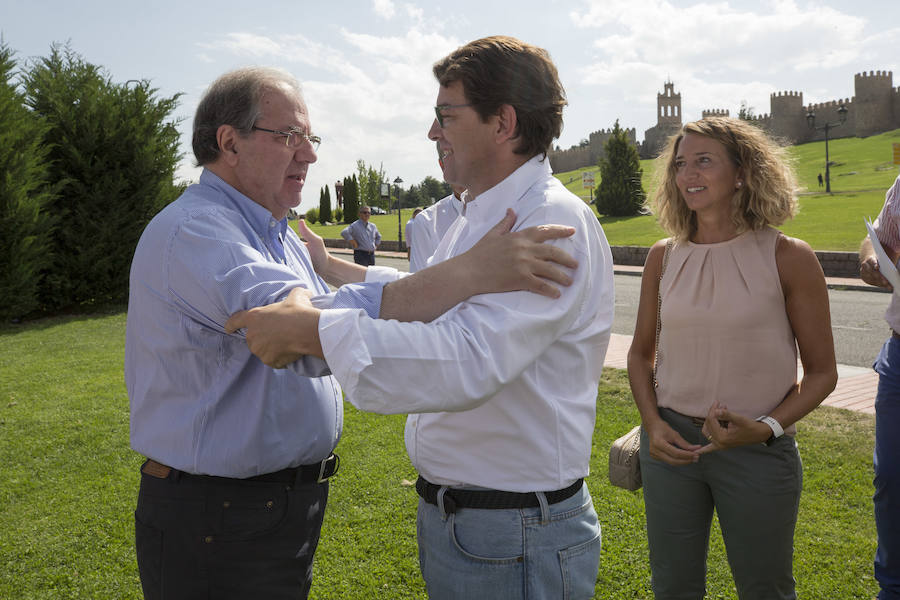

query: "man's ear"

left=217, top=124, right=241, bottom=166
left=495, top=104, right=519, bottom=145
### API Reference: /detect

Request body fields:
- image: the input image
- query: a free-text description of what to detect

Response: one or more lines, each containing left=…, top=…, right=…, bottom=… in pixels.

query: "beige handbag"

left=608, top=239, right=673, bottom=491
left=608, top=425, right=642, bottom=490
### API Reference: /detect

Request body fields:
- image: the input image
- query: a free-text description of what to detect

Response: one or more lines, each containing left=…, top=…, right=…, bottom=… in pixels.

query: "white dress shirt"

left=318, top=156, right=615, bottom=492
left=407, top=193, right=464, bottom=272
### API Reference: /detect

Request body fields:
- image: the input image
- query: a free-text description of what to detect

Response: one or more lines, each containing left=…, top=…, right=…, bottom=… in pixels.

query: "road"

left=370, top=253, right=891, bottom=368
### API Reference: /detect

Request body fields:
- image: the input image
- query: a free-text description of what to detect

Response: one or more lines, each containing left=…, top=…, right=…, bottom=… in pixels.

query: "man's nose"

left=294, top=143, right=317, bottom=164
left=428, top=119, right=442, bottom=141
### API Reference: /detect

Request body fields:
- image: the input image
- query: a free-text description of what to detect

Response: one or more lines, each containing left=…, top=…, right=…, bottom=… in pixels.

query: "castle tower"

left=768, top=91, right=805, bottom=143
left=855, top=70, right=894, bottom=137
left=657, top=80, right=682, bottom=126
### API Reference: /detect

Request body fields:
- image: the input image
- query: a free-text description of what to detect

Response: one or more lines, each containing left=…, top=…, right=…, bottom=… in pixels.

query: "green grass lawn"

left=0, top=312, right=879, bottom=598
left=311, top=129, right=900, bottom=252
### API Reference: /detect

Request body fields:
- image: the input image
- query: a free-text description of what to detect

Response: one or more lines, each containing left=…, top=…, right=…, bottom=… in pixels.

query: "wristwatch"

left=755, top=415, right=784, bottom=446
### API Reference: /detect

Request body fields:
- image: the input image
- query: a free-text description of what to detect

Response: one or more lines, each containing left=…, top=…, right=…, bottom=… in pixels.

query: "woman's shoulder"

left=772, top=229, right=823, bottom=289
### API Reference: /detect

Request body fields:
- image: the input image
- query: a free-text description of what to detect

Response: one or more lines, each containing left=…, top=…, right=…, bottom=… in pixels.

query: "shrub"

left=0, top=43, right=57, bottom=320
left=22, top=43, right=182, bottom=310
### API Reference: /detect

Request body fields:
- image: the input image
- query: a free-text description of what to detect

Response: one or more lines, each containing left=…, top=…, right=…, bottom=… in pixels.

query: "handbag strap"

left=652, top=238, right=674, bottom=388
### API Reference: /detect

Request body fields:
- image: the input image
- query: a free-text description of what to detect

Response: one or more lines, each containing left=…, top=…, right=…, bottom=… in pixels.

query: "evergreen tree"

left=319, top=185, right=332, bottom=223
left=342, top=175, right=359, bottom=224
left=595, top=120, right=645, bottom=217
left=0, top=43, right=57, bottom=320
left=22, top=43, right=182, bottom=309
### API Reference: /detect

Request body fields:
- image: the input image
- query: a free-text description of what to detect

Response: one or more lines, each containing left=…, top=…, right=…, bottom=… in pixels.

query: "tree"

left=0, top=43, right=57, bottom=320
left=342, top=175, right=359, bottom=224
left=22, top=43, right=183, bottom=309
left=595, top=120, right=645, bottom=217
left=738, top=101, right=757, bottom=123
left=318, top=185, right=332, bottom=223
left=420, top=176, right=451, bottom=205
left=356, top=160, right=388, bottom=212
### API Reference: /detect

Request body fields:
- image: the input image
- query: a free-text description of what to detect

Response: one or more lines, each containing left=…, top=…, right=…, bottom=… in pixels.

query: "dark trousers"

left=135, top=462, right=329, bottom=600
left=353, top=249, right=375, bottom=266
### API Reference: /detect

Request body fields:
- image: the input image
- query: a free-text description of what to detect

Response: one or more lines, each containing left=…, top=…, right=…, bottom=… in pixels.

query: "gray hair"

left=192, top=66, right=303, bottom=166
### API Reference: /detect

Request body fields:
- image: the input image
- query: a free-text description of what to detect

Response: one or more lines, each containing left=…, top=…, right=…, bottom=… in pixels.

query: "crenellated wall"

left=748, top=71, right=898, bottom=144
left=563, top=71, right=900, bottom=165
left=549, top=126, right=638, bottom=173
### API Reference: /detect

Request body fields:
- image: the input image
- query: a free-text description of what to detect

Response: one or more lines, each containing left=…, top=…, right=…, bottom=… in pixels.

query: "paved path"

left=337, top=249, right=880, bottom=416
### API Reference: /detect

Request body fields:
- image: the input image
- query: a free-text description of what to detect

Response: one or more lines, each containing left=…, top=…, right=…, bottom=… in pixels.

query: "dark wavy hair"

left=433, top=36, right=567, bottom=159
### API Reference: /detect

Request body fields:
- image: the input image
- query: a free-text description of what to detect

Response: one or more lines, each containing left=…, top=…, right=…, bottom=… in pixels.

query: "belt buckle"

left=317, top=454, right=338, bottom=483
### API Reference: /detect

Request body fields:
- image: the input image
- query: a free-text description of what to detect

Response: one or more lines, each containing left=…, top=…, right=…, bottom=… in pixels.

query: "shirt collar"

left=461, top=155, right=552, bottom=222
left=199, top=168, right=287, bottom=240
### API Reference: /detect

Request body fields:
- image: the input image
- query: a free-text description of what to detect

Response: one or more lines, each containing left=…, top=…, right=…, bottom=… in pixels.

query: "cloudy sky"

left=2, top=0, right=896, bottom=211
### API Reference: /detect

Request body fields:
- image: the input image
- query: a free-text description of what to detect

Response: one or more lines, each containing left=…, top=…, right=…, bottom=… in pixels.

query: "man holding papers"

left=860, top=173, right=900, bottom=600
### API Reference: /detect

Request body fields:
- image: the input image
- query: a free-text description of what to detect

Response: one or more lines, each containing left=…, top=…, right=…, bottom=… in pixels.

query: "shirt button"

left=266, top=500, right=274, bottom=509
left=204, top=536, right=214, bottom=544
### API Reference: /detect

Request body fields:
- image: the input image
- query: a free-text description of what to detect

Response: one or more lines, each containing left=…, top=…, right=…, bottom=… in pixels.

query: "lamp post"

left=334, top=179, right=343, bottom=209
left=393, top=176, right=404, bottom=249
left=806, top=104, right=848, bottom=193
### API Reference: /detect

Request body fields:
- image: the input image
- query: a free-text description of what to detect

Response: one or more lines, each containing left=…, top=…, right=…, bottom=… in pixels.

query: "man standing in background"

left=341, top=205, right=381, bottom=265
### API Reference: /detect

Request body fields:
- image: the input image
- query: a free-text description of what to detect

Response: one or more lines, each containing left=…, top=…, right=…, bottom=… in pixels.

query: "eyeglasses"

left=251, top=126, right=321, bottom=150
left=434, top=103, right=473, bottom=128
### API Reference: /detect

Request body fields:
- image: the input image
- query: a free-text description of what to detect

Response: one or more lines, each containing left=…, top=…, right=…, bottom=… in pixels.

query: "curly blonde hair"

left=650, top=117, right=798, bottom=241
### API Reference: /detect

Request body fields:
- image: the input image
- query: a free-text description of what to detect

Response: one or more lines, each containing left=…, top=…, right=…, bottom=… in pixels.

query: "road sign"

left=582, top=171, right=595, bottom=189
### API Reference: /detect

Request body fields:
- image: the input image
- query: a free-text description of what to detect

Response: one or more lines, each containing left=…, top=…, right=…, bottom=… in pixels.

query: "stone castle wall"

left=744, top=71, right=899, bottom=145
left=554, top=70, right=900, bottom=170
left=549, top=126, right=637, bottom=173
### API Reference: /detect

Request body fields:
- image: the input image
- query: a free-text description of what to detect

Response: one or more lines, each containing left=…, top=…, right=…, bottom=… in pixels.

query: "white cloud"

left=373, top=0, right=397, bottom=19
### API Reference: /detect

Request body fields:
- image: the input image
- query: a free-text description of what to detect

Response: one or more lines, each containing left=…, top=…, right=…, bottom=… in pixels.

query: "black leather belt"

left=415, top=476, right=583, bottom=514
left=142, top=453, right=339, bottom=486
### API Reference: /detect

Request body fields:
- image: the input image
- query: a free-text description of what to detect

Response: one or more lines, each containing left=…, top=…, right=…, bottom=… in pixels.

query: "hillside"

left=553, top=128, right=900, bottom=250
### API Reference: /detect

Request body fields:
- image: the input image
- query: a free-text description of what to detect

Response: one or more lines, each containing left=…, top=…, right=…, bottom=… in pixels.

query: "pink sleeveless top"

left=655, top=227, right=797, bottom=431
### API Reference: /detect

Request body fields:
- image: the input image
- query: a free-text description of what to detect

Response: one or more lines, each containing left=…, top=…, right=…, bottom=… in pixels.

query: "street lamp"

left=393, top=176, right=404, bottom=249
left=806, top=104, right=848, bottom=193
left=334, top=179, right=343, bottom=209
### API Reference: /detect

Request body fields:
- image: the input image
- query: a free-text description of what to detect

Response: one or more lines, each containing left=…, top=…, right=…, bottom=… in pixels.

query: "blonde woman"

left=627, top=117, right=837, bottom=599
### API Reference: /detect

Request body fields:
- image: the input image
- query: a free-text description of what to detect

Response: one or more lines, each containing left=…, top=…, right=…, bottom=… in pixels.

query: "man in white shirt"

left=408, top=185, right=464, bottom=272
left=404, top=207, right=423, bottom=261
left=228, top=36, right=614, bottom=599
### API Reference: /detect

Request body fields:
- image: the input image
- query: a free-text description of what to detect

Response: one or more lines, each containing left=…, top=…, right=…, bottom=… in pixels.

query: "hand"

left=697, top=402, right=771, bottom=455
left=297, top=219, right=330, bottom=275
left=860, top=255, right=893, bottom=290
left=644, top=418, right=702, bottom=465
left=462, top=208, right=578, bottom=299
left=224, top=287, right=323, bottom=367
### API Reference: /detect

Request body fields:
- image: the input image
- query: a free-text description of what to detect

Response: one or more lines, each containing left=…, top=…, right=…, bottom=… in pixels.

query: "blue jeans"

left=874, top=337, right=900, bottom=600
left=641, top=409, right=802, bottom=600
left=416, top=482, right=601, bottom=600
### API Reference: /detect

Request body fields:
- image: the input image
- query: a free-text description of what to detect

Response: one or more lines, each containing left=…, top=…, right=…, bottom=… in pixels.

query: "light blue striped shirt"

left=125, top=169, right=382, bottom=478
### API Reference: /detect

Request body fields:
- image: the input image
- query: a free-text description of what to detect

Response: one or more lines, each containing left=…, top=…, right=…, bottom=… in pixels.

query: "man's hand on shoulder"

left=461, top=208, right=578, bottom=299
left=225, top=287, right=324, bottom=367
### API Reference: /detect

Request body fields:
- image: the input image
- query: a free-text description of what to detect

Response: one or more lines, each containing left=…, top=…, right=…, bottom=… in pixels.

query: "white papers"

left=865, top=218, right=900, bottom=293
